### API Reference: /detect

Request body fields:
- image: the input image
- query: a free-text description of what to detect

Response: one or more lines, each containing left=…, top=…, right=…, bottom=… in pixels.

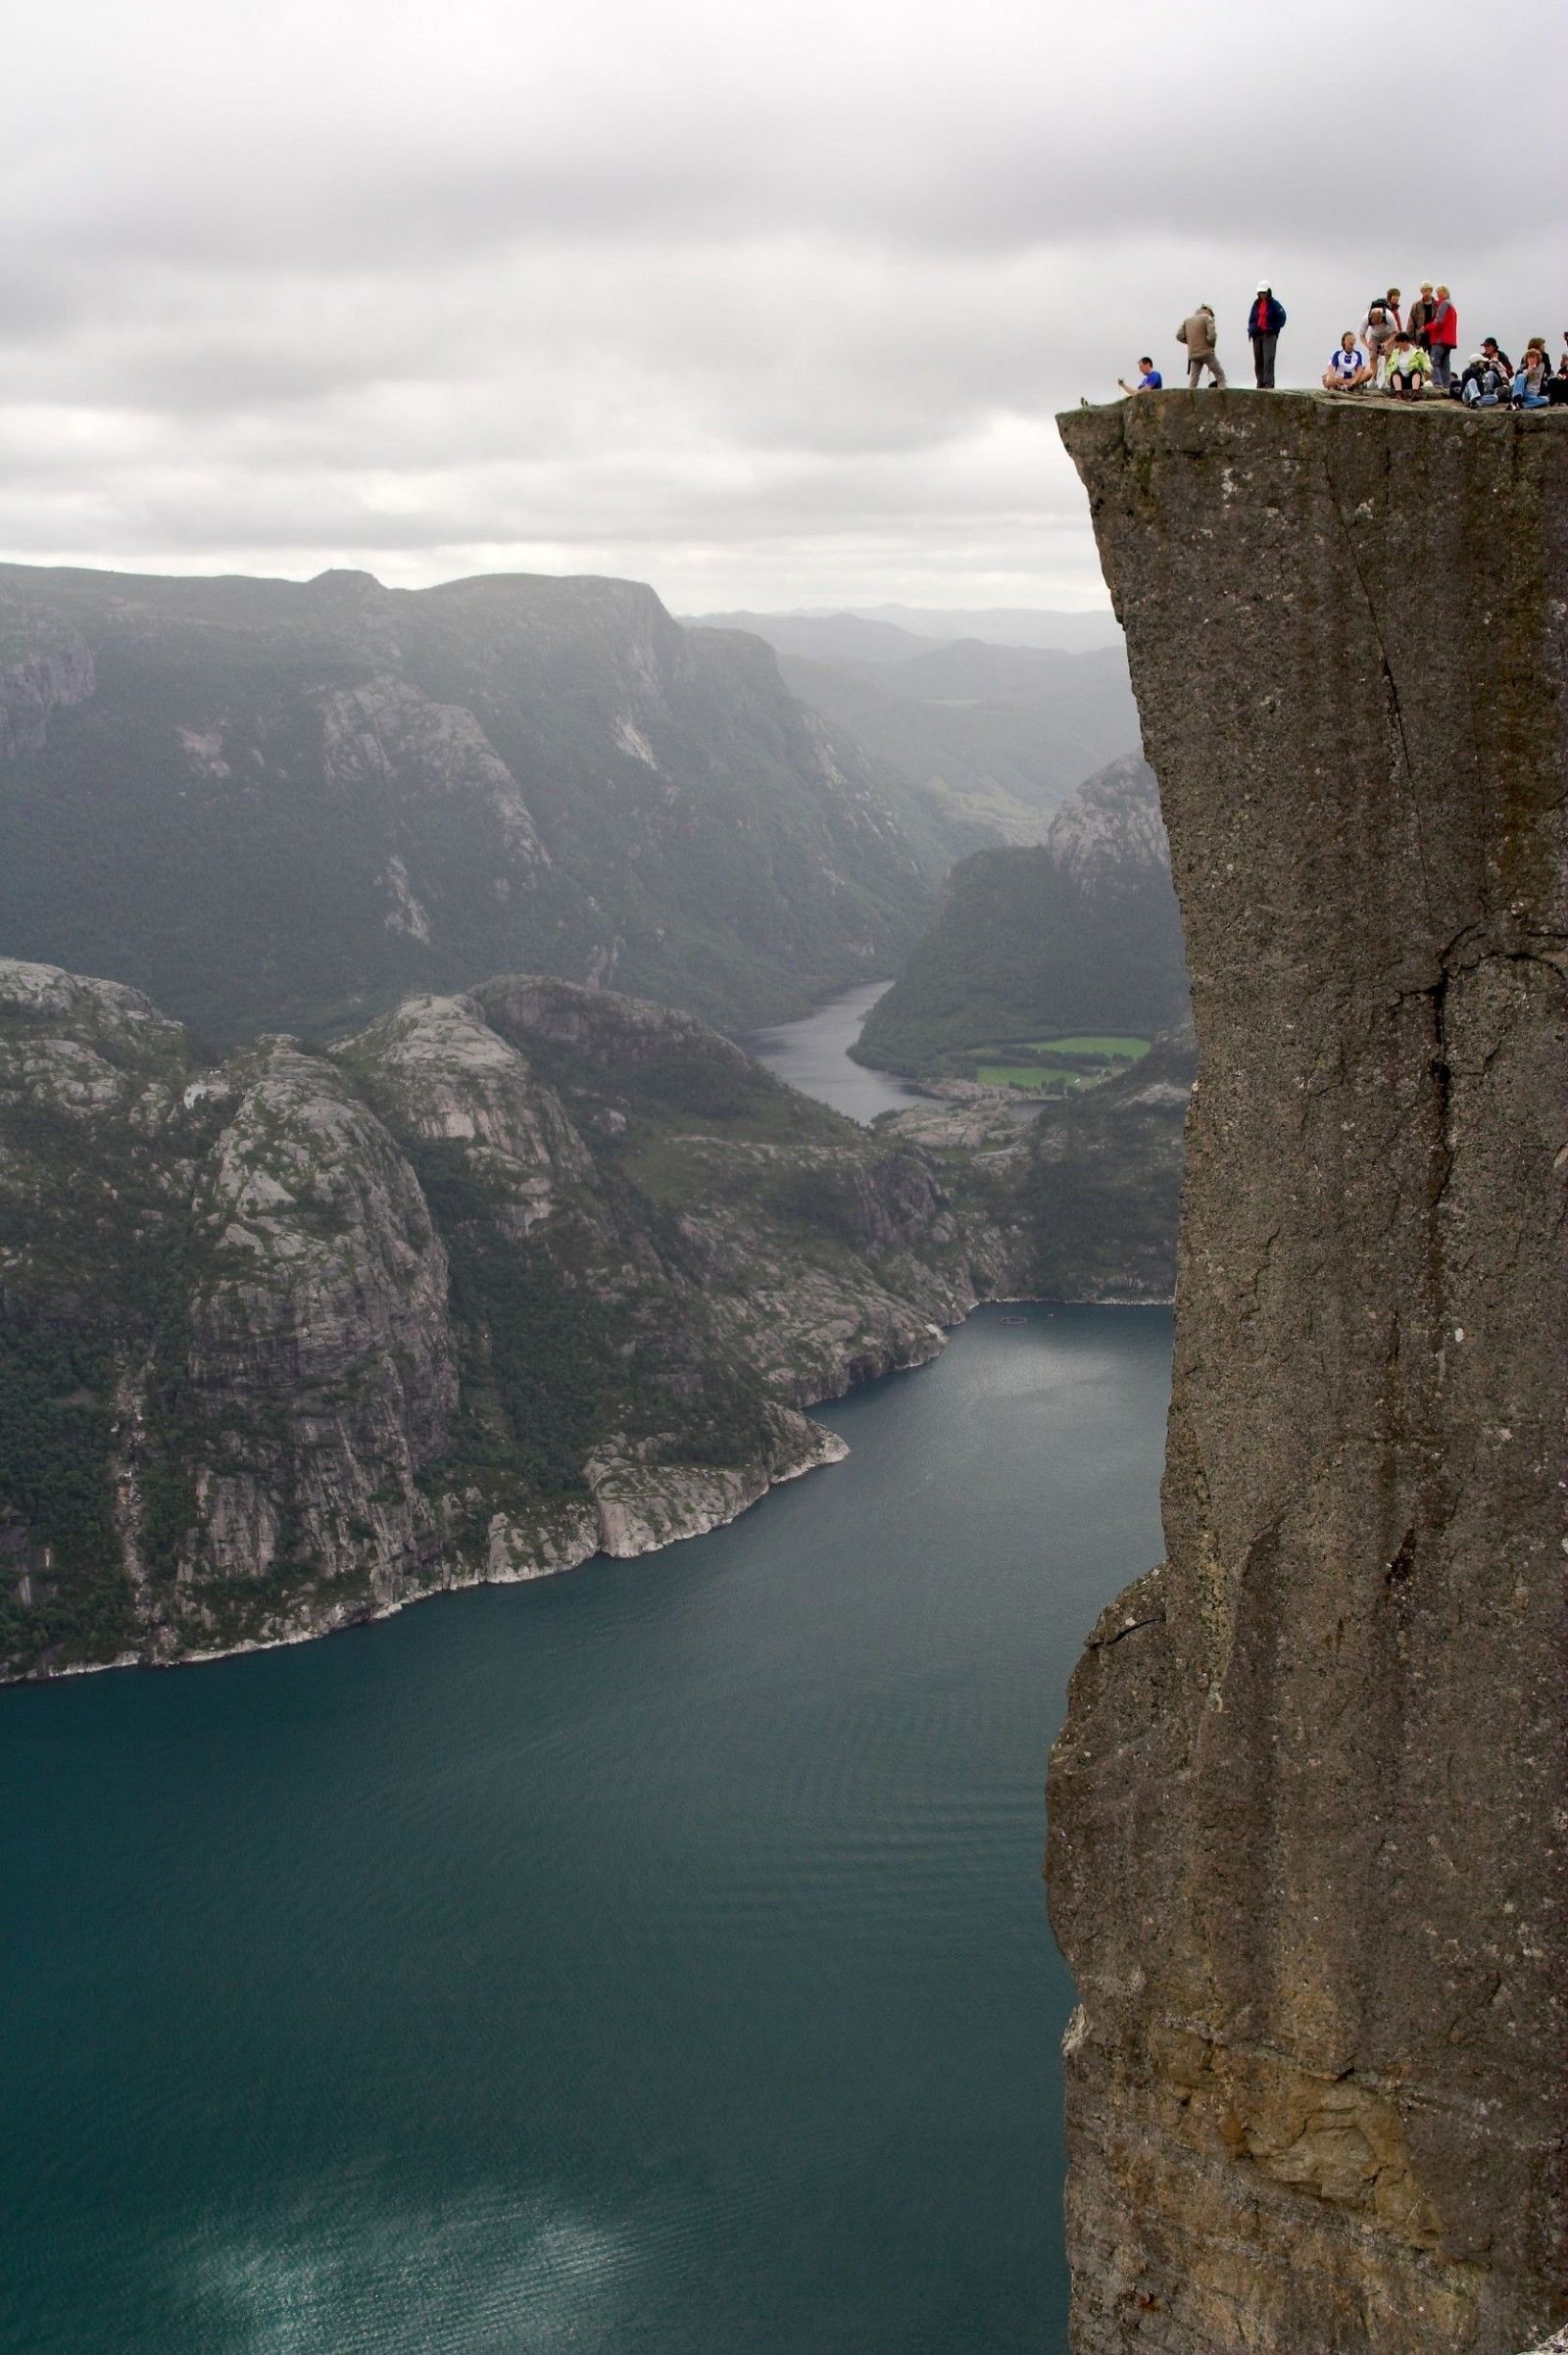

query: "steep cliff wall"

left=1049, top=396, right=1567, bottom=2353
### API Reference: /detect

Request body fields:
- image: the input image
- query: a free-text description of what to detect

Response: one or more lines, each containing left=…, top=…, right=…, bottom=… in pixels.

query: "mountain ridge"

left=0, top=562, right=976, bottom=1047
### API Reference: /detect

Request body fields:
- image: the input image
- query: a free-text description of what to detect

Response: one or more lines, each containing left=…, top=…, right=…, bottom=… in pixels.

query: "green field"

left=1016, top=1035, right=1151, bottom=1060
left=971, top=1034, right=1152, bottom=1096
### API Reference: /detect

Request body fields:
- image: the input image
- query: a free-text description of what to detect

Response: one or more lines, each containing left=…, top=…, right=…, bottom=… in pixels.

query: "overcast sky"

left=4, top=0, right=1563, bottom=611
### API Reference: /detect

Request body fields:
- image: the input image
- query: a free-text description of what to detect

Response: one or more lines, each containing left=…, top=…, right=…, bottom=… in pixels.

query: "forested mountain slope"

left=0, top=564, right=969, bottom=1044
left=854, top=756, right=1188, bottom=1074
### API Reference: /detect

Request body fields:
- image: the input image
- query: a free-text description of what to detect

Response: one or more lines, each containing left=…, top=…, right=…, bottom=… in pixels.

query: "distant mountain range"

left=830, top=605, right=1125, bottom=654
left=0, top=564, right=983, bottom=1046
left=690, top=611, right=1141, bottom=841
left=689, top=605, right=1125, bottom=656
left=853, top=756, right=1188, bottom=1075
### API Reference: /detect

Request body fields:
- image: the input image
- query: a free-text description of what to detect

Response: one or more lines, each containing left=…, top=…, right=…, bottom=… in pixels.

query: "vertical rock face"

left=1049, top=398, right=1567, bottom=2354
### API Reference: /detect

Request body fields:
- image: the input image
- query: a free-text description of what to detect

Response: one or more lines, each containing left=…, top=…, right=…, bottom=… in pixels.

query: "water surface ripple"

left=4, top=1306, right=1169, bottom=2355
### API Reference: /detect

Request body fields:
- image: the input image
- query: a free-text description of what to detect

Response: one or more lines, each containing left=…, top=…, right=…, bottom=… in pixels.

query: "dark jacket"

left=1249, top=294, right=1286, bottom=338
left=1461, top=357, right=1509, bottom=403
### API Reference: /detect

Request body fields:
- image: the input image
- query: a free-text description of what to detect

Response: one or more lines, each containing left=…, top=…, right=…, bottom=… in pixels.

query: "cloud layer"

left=3, top=0, right=1563, bottom=606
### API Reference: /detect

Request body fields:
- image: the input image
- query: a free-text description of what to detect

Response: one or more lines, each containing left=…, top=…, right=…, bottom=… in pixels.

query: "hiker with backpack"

left=1360, top=301, right=1401, bottom=388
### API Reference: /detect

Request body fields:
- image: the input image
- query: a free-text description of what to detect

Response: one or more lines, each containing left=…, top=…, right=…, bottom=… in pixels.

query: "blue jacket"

left=1249, top=295, right=1286, bottom=337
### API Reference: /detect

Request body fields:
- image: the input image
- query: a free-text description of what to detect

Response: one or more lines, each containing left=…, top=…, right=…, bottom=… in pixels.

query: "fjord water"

left=5, top=990, right=1170, bottom=2355
left=744, top=979, right=924, bottom=1122
left=4, top=1311, right=1170, bottom=2355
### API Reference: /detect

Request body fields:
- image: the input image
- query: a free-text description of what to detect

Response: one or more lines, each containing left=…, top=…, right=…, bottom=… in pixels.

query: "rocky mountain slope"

left=889, top=1025, right=1193, bottom=1307
left=1050, top=396, right=1568, bottom=2352
left=0, top=564, right=973, bottom=1046
left=0, top=960, right=1014, bottom=1682
left=854, top=756, right=1188, bottom=1076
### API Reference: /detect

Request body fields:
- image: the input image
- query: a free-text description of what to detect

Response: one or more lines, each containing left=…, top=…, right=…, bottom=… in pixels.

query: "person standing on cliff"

left=1248, top=284, right=1286, bottom=386
left=1407, top=284, right=1438, bottom=350
left=1361, top=301, right=1400, bottom=387
left=1426, top=285, right=1458, bottom=389
left=1177, top=306, right=1225, bottom=388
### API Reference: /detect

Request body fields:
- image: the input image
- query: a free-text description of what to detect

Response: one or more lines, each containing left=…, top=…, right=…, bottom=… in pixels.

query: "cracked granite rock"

left=1050, top=396, right=1567, bottom=2352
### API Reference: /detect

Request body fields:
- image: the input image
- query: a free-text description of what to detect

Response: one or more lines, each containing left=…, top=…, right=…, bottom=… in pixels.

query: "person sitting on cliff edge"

left=1117, top=356, right=1163, bottom=395
left=1176, top=305, right=1225, bottom=388
left=1460, top=349, right=1508, bottom=408
left=1322, top=332, right=1371, bottom=391
left=1385, top=332, right=1433, bottom=400
left=1512, top=341, right=1552, bottom=409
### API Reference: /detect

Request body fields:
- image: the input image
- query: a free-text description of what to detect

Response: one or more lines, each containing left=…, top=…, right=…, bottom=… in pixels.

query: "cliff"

left=0, top=962, right=1011, bottom=1679
left=1049, top=395, right=1567, bottom=2352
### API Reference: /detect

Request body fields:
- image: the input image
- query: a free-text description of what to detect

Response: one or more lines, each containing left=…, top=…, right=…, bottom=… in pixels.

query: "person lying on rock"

left=1117, top=357, right=1163, bottom=394
left=1322, top=332, right=1371, bottom=390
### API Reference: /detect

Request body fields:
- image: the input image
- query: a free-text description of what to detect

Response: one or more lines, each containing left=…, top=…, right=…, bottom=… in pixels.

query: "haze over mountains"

left=692, top=610, right=1140, bottom=842
left=0, top=564, right=988, bottom=1046
left=708, top=606, right=1126, bottom=655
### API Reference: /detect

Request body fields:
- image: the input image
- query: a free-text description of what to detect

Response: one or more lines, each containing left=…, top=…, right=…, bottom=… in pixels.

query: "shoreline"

left=5, top=1291, right=1173, bottom=1693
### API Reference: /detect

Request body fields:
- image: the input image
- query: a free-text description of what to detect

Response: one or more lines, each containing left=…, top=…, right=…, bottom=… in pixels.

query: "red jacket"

left=1428, top=299, right=1458, bottom=349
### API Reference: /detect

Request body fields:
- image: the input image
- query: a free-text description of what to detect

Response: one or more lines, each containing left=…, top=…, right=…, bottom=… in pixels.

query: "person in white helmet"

left=1248, top=283, right=1286, bottom=386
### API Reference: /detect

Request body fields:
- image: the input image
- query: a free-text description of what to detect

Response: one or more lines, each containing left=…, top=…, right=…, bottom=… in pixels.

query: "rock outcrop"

left=0, top=962, right=1013, bottom=1680
left=1049, top=396, right=1567, bottom=2351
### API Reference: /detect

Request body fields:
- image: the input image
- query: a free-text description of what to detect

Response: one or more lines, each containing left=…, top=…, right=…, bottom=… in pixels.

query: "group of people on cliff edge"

left=1120, top=286, right=1284, bottom=394
left=1119, top=282, right=1568, bottom=408
left=1321, top=290, right=1566, bottom=405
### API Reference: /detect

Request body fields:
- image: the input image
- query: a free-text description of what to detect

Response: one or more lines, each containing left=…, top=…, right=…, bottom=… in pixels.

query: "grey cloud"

left=1, top=0, right=1563, bottom=606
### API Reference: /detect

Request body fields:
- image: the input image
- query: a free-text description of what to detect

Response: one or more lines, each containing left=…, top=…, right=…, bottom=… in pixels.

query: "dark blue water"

left=2, top=1305, right=1170, bottom=2355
